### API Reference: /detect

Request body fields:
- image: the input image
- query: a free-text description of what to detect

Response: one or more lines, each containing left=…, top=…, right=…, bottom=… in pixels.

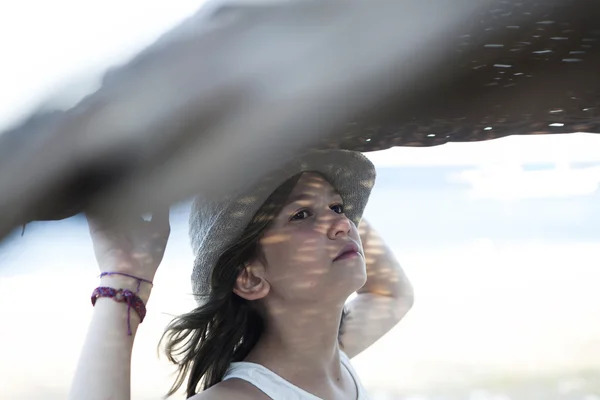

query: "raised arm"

left=69, top=211, right=170, bottom=400
left=339, top=218, right=414, bottom=358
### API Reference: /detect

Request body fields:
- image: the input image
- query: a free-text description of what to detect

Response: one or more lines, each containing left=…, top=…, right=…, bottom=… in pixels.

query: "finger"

left=85, top=211, right=112, bottom=235
left=149, top=208, right=171, bottom=232
left=86, top=208, right=127, bottom=229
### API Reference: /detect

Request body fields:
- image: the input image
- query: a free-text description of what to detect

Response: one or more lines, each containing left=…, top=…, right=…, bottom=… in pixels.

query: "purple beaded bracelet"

left=91, top=287, right=147, bottom=336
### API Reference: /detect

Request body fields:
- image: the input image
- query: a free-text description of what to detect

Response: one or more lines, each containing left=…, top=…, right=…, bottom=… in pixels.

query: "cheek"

left=262, top=229, right=328, bottom=274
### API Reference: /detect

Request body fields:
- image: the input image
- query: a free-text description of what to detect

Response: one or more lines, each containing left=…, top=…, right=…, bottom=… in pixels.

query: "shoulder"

left=188, top=378, right=270, bottom=400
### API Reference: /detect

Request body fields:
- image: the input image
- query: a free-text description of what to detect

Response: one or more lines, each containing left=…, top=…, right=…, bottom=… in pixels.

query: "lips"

left=333, top=242, right=360, bottom=261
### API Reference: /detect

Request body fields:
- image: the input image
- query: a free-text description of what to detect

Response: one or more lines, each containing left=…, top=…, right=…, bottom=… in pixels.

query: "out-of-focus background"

left=1, top=1, right=600, bottom=399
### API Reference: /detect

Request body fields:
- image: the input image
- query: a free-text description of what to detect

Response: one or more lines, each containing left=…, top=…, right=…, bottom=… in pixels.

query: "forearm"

left=69, top=277, right=151, bottom=400
left=340, top=220, right=414, bottom=357
left=357, top=219, right=413, bottom=301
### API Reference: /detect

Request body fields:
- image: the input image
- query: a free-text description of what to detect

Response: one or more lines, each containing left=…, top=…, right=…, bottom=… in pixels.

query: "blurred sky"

left=1, top=1, right=600, bottom=399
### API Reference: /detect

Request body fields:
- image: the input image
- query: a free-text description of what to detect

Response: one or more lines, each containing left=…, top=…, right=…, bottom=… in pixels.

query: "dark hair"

left=160, top=174, right=351, bottom=398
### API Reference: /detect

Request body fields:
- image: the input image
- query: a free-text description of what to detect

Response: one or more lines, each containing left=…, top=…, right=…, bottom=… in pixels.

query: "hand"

left=87, top=210, right=170, bottom=299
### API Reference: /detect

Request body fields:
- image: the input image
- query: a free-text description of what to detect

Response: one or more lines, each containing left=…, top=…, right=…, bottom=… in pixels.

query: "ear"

left=233, top=262, right=270, bottom=301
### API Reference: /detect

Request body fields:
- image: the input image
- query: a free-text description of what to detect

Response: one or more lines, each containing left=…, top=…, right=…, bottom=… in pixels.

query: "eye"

left=330, top=203, right=344, bottom=214
left=290, top=209, right=312, bottom=221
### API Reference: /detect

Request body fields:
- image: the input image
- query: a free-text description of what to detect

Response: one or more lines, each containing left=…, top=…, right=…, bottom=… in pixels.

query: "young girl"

left=70, top=149, right=413, bottom=399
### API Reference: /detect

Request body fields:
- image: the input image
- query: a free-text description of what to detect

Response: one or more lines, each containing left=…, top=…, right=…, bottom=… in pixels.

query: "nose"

left=327, top=213, right=352, bottom=240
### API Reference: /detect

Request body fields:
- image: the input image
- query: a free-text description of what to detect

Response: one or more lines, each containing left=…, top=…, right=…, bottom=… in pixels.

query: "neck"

left=245, top=300, right=345, bottom=381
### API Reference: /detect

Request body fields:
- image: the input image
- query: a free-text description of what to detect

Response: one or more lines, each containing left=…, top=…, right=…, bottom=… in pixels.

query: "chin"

left=351, top=272, right=368, bottom=293
left=341, top=261, right=368, bottom=294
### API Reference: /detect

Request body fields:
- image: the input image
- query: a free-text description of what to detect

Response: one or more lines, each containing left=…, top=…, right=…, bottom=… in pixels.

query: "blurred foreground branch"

left=1, top=0, right=599, bottom=243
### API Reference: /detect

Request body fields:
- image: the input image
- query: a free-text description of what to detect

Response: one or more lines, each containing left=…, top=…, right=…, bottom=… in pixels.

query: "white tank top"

left=222, top=351, right=369, bottom=399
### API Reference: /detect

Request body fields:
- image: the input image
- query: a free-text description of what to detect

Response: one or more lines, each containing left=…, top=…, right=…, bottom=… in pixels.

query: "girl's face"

left=257, top=172, right=366, bottom=305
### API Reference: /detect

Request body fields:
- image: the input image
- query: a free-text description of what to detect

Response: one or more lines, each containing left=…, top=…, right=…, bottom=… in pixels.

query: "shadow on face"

left=237, top=172, right=367, bottom=314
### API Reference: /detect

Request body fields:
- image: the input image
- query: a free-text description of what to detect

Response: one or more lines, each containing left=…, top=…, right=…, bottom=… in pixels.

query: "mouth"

left=333, top=242, right=360, bottom=262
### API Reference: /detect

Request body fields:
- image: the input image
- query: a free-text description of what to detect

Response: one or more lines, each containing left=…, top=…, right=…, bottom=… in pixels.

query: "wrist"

left=99, top=275, right=153, bottom=303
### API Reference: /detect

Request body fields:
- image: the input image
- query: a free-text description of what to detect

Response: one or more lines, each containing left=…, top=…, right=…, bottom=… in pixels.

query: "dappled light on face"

left=241, top=205, right=400, bottom=379
left=240, top=171, right=380, bottom=369
left=260, top=233, right=291, bottom=245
